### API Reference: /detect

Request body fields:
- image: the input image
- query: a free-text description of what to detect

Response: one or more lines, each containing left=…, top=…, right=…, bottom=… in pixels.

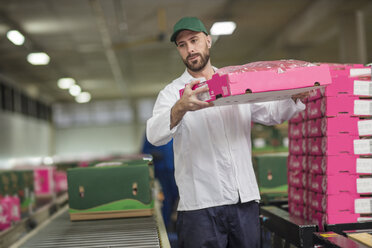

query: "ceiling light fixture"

left=7, top=30, right=25, bottom=45
left=27, top=52, right=50, bottom=65
left=58, top=77, right=76, bottom=89
left=75, top=92, right=91, bottom=103
left=69, top=85, right=81, bottom=96
left=210, top=21, right=236, bottom=36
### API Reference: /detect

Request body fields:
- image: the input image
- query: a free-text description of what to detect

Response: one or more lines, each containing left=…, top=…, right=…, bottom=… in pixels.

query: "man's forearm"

left=170, top=100, right=187, bottom=130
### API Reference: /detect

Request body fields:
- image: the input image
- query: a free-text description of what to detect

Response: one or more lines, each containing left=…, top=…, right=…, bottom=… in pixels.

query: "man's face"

left=175, top=30, right=211, bottom=72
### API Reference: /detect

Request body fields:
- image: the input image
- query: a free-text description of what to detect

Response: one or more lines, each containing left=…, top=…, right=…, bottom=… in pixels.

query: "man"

left=147, top=16, right=307, bottom=248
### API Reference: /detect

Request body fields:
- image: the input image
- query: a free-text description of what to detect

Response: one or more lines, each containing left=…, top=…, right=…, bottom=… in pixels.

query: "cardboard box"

left=34, top=166, right=55, bottom=197
left=308, top=155, right=358, bottom=175
left=307, top=135, right=357, bottom=156
left=288, top=155, right=307, bottom=172
left=68, top=161, right=154, bottom=221
left=288, top=186, right=306, bottom=204
left=289, top=109, right=307, bottom=123
left=288, top=170, right=307, bottom=188
left=180, top=63, right=332, bottom=106
left=309, top=173, right=358, bottom=194
left=289, top=138, right=307, bottom=155
left=309, top=191, right=360, bottom=214
left=307, top=115, right=359, bottom=137
left=307, top=95, right=359, bottom=120
left=288, top=122, right=306, bottom=139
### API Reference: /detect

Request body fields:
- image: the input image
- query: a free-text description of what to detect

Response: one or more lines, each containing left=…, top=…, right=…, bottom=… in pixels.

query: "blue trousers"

left=176, top=201, right=260, bottom=248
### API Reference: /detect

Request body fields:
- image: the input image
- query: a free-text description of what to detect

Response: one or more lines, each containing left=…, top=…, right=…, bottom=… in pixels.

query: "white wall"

left=54, top=123, right=146, bottom=157
left=0, top=111, right=53, bottom=168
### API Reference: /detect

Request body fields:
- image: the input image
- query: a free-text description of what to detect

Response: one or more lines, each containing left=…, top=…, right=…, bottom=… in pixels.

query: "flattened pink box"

left=307, top=134, right=357, bottom=156
left=287, top=155, right=307, bottom=172
left=308, top=155, right=358, bottom=175
left=289, top=138, right=307, bottom=155
left=307, top=95, right=359, bottom=120
left=288, top=122, right=306, bottom=139
left=307, top=115, right=359, bottom=137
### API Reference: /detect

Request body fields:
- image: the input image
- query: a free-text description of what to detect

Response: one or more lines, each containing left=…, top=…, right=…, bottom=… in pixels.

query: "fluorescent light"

left=58, top=78, right=75, bottom=89
left=69, top=84, right=81, bottom=96
left=27, top=52, right=50, bottom=65
left=210, top=21, right=236, bottom=35
left=7, top=30, right=25, bottom=45
left=75, top=92, right=91, bottom=103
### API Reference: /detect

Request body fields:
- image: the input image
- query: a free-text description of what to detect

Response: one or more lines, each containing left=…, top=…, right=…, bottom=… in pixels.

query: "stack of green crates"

left=67, top=158, right=154, bottom=221
left=252, top=153, right=288, bottom=204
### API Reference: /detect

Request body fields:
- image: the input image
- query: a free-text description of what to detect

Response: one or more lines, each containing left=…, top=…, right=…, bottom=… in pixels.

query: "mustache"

left=187, top=53, right=201, bottom=60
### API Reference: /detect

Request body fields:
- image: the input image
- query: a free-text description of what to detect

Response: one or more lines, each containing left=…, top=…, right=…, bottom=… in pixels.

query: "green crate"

left=67, top=160, right=154, bottom=221
left=253, top=153, right=288, bottom=201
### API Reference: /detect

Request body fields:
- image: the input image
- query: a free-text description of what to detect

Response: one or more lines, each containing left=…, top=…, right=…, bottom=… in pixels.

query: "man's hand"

left=170, top=80, right=214, bottom=129
left=291, top=91, right=311, bottom=103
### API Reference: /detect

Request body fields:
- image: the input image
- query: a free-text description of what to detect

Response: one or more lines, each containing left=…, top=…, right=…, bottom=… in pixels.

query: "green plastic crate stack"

left=252, top=153, right=288, bottom=204
left=67, top=158, right=154, bottom=221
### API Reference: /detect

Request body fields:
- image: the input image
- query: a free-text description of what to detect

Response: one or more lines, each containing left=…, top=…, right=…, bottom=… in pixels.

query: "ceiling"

left=0, top=0, right=371, bottom=105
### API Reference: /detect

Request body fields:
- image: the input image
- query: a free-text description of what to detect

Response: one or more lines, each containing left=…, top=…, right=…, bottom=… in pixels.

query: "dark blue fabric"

left=142, top=135, right=179, bottom=229
left=176, top=201, right=260, bottom=248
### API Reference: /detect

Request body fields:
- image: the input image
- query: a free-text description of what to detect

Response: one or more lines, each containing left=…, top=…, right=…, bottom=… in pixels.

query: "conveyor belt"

left=18, top=209, right=161, bottom=248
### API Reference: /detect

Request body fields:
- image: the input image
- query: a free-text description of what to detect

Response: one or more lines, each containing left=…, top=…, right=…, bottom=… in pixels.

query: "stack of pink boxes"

left=288, top=63, right=372, bottom=229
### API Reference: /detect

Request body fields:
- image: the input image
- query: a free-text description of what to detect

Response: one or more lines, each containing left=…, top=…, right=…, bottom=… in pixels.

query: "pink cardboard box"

left=180, top=62, right=332, bottom=105
left=288, top=122, right=306, bottom=139
left=288, top=170, right=307, bottom=188
left=307, top=95, right=359, bottom=120
left=307, top=134, right=357, bottom=156
left=54, top=171, right=68, bottom=193
left=0, top=197, right=11, bottom=231
left=309, top=173, right=358, bottom=194
left=289, top=138, right=307, bottom=155
left=289, top=109, right=307, bottom=123
left=288, top=202, right=308, bottom=220
left=308, top=155, right=358, bottom=175
left=34, top=166, right=55, bottom=196
left=287, top=155, right=307, bottom=172
left=307, top=115, right=359, bottom=137
left=309, top=191, right=359, bottom=214
left=288, top=186, right=307, bottom=204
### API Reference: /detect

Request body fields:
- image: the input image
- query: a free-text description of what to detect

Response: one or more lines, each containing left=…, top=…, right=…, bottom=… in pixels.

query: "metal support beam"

left=339, top=10, right=368, bottom=64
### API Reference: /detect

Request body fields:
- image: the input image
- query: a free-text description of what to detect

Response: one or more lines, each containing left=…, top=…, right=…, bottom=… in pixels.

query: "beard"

left=183, top=50, right=210, bottom=72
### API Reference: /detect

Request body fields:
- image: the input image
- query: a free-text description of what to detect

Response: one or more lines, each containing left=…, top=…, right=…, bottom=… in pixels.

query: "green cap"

left=170, top=17, right=208, bottom=42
